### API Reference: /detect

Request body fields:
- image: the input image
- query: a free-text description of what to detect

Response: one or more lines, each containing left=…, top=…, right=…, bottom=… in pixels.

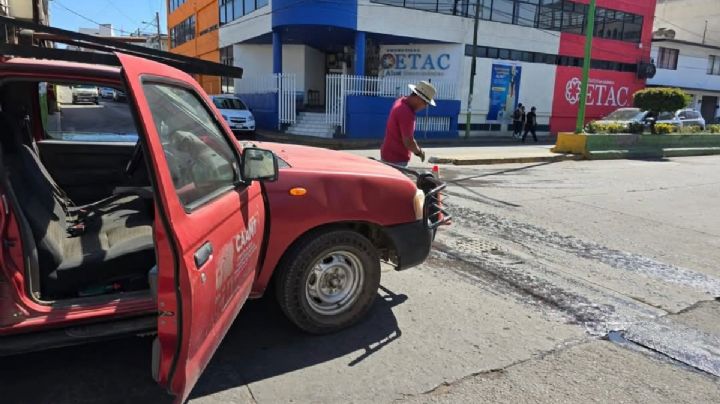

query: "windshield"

left=602, top=109, right=643, bottom=121
left=213, top=97, right=247, bottom=110
left=657, top=111, right=676, bottom=120
left=43, top=82, right=138, bottom=142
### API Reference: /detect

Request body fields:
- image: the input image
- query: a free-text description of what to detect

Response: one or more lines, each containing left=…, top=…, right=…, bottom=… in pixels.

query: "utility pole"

left=575, top=0, right=597, bottom=134
left=465, top=0, right=481, bottom=139
left=155, top=11, right=161, bottom=49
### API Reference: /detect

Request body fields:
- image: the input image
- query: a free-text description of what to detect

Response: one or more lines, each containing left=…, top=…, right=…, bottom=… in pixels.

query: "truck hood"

left=255, top=142, right=408, bottom=178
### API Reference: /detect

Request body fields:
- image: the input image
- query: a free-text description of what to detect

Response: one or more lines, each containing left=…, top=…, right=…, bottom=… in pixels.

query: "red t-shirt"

left=381, top=97, right=416, bottom=163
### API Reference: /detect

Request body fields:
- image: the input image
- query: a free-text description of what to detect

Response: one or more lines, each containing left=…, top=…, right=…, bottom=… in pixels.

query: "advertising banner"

left=379, top=44, right=463, bottom=81
left=487, top=64, right=522, bottom=122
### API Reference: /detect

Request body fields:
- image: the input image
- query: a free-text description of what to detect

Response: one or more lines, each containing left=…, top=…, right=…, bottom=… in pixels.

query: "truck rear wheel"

left=275, top=230, right=381, bottom=334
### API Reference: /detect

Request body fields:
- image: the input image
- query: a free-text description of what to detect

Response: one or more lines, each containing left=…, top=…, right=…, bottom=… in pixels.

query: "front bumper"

left=385, top=220, right=433, bottom=271
left=73, top=94, right=97, bottom=103
left=380, top=162, right=452, bottom=271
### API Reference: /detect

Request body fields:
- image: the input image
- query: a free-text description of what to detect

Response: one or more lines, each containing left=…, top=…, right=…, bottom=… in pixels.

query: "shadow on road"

left=0, top=286, right=406, bottom=404
left=190, top=285, right=406, bottom=400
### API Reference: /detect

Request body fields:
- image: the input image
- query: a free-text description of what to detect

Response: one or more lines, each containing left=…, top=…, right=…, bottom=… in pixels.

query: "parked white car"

left=100, top=87, right=115, bottom=99
left=210, top=95, right=256, bottom=137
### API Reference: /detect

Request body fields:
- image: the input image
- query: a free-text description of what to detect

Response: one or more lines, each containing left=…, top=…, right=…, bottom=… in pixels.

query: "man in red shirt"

left=381, top=80, right=437, bottom=166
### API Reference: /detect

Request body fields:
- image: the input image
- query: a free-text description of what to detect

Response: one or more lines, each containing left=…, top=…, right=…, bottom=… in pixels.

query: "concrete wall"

left=234, top=44, right=324, bottom=103
left=458, top=58, right=557, bottom=133
left=345, top=96, right=461, bottom=139
left=219, top=10, right=272, bottom=47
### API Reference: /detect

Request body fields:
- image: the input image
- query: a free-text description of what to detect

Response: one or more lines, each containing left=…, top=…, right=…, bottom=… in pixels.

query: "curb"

left=256, top=131, right=556, bottom=150
left=430, top=154, right=582, bottom=166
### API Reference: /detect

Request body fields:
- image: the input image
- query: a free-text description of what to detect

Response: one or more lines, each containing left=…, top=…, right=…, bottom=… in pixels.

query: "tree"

left=633, top=87, right=690, bottom=134
left=633, top=87, right=689, bottom=114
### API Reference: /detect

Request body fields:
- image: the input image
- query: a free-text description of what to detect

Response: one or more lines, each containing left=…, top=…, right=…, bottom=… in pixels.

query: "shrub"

left=707, top=124, right=720, bottom=134
left=585, top=122, right=631, bottom=134
left=633, top=87, right=689, bottom=115
left=628, top=122, right=645, bottom=134
left=654, top=123, right=677, bottom=134
left=679, top=125, right=703, bottom=134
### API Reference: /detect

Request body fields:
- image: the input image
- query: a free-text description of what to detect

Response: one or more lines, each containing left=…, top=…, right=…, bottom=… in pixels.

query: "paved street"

left=2, top=155, right=720, bottom=403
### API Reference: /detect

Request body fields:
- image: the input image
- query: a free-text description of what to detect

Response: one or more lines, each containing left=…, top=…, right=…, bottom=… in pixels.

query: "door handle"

left=194, top=242, right=213, bottom=269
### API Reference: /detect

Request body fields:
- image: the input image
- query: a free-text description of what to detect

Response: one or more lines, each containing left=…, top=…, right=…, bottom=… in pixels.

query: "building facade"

left=648, top=38, right=720, bottom=124
left=218, top=0, right=657, bottom=138
left=654, top=0, right=720, bottom=47
left=168, top=0, right=222, bottom=94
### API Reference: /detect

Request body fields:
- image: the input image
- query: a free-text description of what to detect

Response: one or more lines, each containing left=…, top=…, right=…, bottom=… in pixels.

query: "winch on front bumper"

left=378, top=161, right=452, bottom=270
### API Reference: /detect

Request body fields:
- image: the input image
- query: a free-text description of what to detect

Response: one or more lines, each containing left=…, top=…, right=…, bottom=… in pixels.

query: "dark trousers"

left=513, top=120, right=523, bottom=135
left=522, top=126, right=537, bottom=142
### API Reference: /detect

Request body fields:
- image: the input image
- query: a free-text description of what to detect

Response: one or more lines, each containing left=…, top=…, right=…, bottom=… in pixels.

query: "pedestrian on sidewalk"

left=512, top=103, right=524, bottom=139
left=522, top=106, right=538, bottom=143
left=380, top=80, right=436, bottom=166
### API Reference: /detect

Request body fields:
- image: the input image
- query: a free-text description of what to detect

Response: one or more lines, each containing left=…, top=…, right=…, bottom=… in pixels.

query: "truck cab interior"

left=0, top=79, right=156, bottom=301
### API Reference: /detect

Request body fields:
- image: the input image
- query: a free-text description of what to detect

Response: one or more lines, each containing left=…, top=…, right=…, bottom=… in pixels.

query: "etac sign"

left=379, top=44, right=462, bottom=80
left=563, top=77, right=631, bottom=107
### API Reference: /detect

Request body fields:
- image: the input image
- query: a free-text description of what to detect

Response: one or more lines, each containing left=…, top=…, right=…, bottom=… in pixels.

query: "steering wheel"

left=124, top=140, right=144, bottom=178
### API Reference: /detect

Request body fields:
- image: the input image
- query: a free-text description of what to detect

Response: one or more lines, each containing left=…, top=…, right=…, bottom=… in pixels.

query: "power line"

left=52, top=0, right=155, bottom=36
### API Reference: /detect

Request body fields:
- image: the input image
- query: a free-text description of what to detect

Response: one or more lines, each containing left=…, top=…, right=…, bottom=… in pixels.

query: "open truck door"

left=118, top=53, right=265, bottom=401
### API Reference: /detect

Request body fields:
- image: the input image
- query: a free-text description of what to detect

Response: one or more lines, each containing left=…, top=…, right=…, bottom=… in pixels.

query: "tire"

left=275, top=230, right=381, bottom=334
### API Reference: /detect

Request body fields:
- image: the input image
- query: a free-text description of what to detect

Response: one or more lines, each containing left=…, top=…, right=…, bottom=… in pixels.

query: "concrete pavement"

left=3, top=137, right=720, bottom=402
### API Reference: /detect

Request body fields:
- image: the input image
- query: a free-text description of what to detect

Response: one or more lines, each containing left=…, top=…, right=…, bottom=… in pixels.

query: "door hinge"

left=158, top=311, right=175, bottom=317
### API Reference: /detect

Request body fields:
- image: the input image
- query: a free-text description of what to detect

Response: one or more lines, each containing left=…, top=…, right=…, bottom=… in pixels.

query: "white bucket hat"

left=408, top=80, right=437, bottom=107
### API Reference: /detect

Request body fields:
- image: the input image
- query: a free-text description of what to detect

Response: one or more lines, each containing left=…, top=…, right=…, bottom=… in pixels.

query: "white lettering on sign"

left=564, top=77, right=631, bottom=108
left=379, top=44, right=462, bottom=80
left=235, top=216, right=258, bottom=253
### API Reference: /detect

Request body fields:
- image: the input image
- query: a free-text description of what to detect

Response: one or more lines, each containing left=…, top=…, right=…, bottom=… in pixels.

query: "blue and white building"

left=218, top=0, right=656, bottom=138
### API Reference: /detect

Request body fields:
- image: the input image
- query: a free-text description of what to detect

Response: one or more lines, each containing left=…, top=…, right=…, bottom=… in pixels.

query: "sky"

left=49, top=0, right=168, bottom=36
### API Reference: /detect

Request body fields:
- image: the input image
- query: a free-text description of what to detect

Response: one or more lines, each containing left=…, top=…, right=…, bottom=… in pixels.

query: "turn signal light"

left=289, top=187, right=307, bottom=196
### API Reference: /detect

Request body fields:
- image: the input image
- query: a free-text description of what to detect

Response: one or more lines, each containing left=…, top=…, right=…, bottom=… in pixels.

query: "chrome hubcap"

left=305, top=251, right=364, bottom=316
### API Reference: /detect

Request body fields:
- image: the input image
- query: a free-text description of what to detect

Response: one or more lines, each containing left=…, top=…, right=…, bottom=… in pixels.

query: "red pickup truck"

left=0, top=53, right=448, bottom=401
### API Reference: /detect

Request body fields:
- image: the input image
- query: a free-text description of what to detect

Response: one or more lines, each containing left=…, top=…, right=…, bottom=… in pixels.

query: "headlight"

left=248, top=116, right=255, bottom=122
left=413, top=189, right=425, bottom=221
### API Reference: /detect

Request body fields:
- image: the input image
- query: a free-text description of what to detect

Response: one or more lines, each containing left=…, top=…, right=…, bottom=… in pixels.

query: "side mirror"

left=241, top=147, right=278, bottom=182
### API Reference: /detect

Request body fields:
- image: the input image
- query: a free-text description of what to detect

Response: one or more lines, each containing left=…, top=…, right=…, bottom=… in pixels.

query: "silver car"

left=594, top=108, right=706, bottom=130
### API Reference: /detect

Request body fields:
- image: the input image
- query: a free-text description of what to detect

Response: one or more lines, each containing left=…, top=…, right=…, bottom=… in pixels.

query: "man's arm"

left=399, top=110, right=425, bottom=161
left=402, top=135, right=422, bottom=156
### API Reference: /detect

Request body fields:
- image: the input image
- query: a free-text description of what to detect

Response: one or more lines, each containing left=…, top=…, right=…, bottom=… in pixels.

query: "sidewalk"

left=349, top=145, right=580, bottom=166
left=257, top=130, right=578, bottom=166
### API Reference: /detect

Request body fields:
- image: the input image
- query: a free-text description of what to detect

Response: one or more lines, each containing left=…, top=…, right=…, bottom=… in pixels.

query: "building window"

left=464, top=43, right=638, bottom=73
left=709, top=56, right=720, bottom=75
left=220, top=0, right=270, bottom=25
left=561, top=1, right=586, bottom=35
left=491, top=0, right=514, bottom=24
left=657, top=47, right=679, bottom=70
left=169, top=0, right=188, bottom=13
left=370, top=0, right=644, bottom=43
left=221, top=46, right=235, bottom=94
left=170, top=15, right=195, bottom=48
left=515, top=0, right=539, bottom=27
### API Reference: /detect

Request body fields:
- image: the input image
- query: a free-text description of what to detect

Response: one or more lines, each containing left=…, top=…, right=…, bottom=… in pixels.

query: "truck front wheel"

left=275, top=230, right=381, bottom=334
